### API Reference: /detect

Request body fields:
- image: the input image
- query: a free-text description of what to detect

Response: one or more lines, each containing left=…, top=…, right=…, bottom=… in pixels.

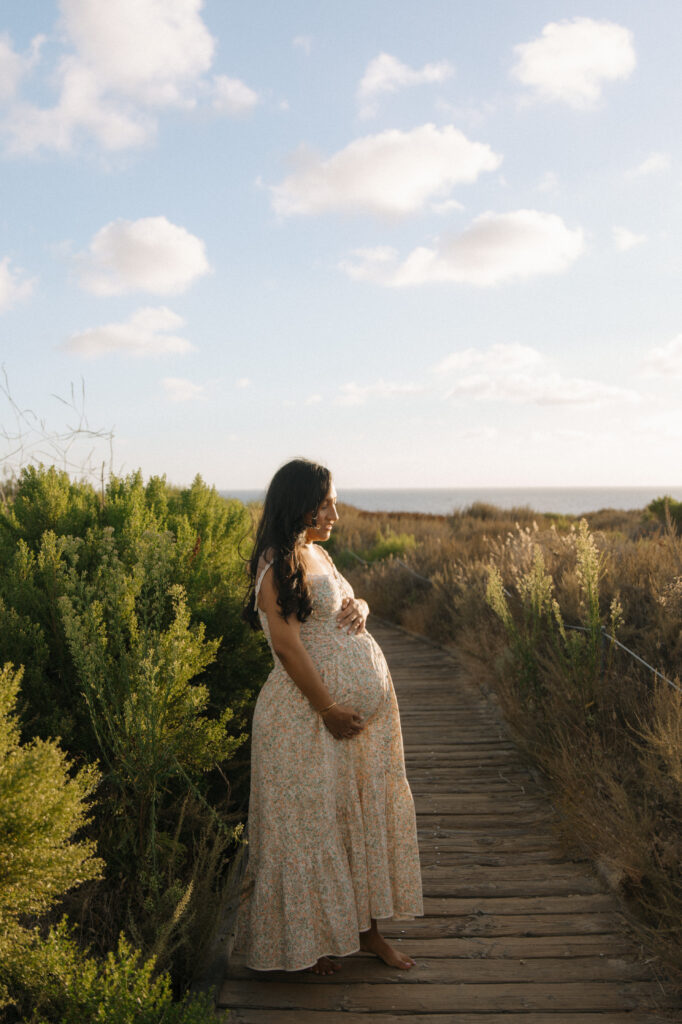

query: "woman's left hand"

left=337, top=597, right=368, bottom=634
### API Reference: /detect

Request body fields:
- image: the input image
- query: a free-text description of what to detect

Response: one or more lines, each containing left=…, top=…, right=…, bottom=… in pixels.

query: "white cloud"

left=6, top=62, right=152, bottom=153
left=78, top=216, right=210, bottom=296
left=3, top=0, right=257, bottom=153
left=335, top=379, right=421, bottom=406
left=64, top=306, right=194, bottom=357
left=357, top=52, right=454, bottom=118
left=270, top=124, right=501, bottom=217
left=511, top=18, right=636, bottom=109
left=60, top=0, right=214, bottom=107
left=341, top=209, right=584, bottom=287
left=430, top=198, right=465, bottom=215
left=435, top=343, right=639, bottom=406
left=212, top=74, right=259, bottom=115
left=325, top=345, right=637, bottom=413
left=236, top=377, right=251, bottom=388
left=626, top=151, right=671, bottom=179
left=305, top=393, right=322, bottom=404
left=0, top=34, right=25, bottom=102
left=292, top=35, right=312, bottom=56
left=0, top=257, right=35, bottom=312
left=436, top=343, right=543, bottom=375
left=640, top=334, right=682, bottom=377
left=163, top=376, right=205, bottom=401
left=0, top=32, right=44, bottom=101
left=613, top=226, right=645, bottom=252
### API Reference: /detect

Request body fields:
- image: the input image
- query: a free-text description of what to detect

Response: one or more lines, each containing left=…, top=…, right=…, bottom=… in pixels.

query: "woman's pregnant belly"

left=310, top=626, right=390, bottom=722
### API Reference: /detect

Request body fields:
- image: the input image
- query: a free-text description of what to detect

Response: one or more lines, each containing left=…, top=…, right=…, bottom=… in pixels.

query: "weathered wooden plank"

left=227, top=955, right=651, bottom=984
left=414, top=796, right=545, bottom=813
left=417, top=893, right=620, bottom=915
left=358, top=933, right=634, bottom=958
left=224, top=1012, right=662, bottom=1024
left=409, top=776, right=536, bottom=787
left=381, top=912, right=623, bottom=937
left=410, top=770, right=537, bottom=780
left=422, top=862, right=596, bottom=879
left=421, top=863, right=602, bottom=885
left=406, top=759, right=542, bottom=771
left=421, top=877, right=603, bottom=898
left=419, top=850, right=579, bottom=866
left=217, top=979, right=664, bottom=1012
left=416, top=815, right=556, bottom=830
left=409, top=776, right=535, bottom=785
left=416, top=825, right=557, bottom=839
left=416, top=836, right=562, bottom=853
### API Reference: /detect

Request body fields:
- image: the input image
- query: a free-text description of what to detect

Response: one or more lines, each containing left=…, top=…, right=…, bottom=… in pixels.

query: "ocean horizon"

left=219, top=486, right=682, bottom=517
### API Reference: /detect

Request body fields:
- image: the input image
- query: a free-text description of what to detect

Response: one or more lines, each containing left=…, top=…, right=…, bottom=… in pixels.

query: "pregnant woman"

left=233, top=458, right=423, bottom=975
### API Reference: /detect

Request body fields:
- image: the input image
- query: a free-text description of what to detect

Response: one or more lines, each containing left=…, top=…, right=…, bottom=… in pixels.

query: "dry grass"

left=331, top=501, right=682, bottom=978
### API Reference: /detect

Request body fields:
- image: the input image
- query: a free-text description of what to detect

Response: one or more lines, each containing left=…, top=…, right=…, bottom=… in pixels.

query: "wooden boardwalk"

left=217, top=621, right=680, bottom=1023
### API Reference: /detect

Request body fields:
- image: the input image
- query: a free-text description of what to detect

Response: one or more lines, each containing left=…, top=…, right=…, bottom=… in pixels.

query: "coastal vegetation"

left=2, top=455, right=681, bottom=1018
left=328, top=499, right=682, bottom=976
left=0, top=465, right=269, bottom=1022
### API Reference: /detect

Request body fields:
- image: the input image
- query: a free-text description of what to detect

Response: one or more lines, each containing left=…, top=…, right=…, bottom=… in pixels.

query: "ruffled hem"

left=234, top=769, right=424, bottom=970
left=245, top=942, right=361, bottom=974
left=336, top=758, right=424, bottom=926
left=234, top=838, right=363, bottom=972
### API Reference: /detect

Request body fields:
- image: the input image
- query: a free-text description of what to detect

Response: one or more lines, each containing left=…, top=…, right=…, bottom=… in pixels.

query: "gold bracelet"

left=319, top=701, right=337, bottom=717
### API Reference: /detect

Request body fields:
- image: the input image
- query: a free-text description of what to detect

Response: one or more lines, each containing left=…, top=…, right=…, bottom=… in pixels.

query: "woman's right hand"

left=322, top=703, right=364, bottom=740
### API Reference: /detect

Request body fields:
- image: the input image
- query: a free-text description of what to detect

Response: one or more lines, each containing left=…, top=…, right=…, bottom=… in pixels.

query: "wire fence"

left=344, top=548, right=682, bottom=695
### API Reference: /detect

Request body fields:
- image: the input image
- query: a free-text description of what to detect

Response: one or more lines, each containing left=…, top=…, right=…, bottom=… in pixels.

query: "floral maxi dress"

left=233, top=550, right=424, bottom=971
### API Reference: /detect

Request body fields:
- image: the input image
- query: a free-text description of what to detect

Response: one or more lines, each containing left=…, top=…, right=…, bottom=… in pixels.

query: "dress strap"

left=254, top=560, right=273, bottom=601
left=317, top=545, right=338, bottom=575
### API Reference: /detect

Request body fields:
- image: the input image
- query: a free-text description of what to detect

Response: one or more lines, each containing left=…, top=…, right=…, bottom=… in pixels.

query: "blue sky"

left=1, top=0, right=681, bottom=490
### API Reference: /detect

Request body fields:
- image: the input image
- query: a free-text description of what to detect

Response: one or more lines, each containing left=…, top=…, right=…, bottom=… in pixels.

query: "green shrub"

left=0, top=662, right=102, bottom=937
left=646, top=495, right=682, bottom=531
left=0, top=662, right=102, bottom=1016
left=58, top=574, right=244, bottom=967
left=360, top=528, right=416, bottom=563
left=5, top=921, right=223, bottom=1024
left=0, top=465, right=270, bottom=989
left=0, top=469, right=268, bottom=758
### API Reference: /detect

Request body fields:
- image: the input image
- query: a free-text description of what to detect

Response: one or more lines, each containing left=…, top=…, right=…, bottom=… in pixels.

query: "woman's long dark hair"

left=243, top=458, right=332, bottom=629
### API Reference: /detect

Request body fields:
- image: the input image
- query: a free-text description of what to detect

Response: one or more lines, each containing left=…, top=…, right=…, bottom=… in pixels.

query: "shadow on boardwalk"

left=217, top=620, right=681, bottom=1023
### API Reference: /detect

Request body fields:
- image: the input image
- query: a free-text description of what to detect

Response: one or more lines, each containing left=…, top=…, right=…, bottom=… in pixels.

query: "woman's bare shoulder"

left=316, top=545, right=336, bottom=569
left=257, top=547, right=276, bottom=572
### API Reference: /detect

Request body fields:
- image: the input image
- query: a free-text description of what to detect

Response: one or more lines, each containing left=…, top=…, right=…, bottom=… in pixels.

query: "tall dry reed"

left=330, top=501, right=682, bottom=977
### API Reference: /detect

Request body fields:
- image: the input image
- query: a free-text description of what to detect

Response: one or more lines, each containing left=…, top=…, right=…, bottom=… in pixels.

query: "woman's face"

left=304, top=483, right=339, bottom=542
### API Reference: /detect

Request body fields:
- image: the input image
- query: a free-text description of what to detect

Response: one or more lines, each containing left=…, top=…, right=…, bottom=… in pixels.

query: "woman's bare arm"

left=257, top=564, right=363, bottom=738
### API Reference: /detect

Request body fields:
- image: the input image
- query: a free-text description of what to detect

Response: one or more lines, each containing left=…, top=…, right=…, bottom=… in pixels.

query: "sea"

left=219, top=486, right=682, bottom=517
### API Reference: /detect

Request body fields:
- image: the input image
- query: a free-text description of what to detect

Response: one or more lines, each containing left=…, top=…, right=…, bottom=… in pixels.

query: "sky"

left=1, top=0, right=681, bottom=491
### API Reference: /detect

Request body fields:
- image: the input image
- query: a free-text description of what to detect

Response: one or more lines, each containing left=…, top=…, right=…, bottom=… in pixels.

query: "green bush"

left=8, top=923, right=223, bottom=1024
left=361, top=528, right=416, bottom=563
left=0, top=468, right=268, bottom=758
left=0, top=661, right=101, bottom=1016
left=646, top=495, right=682, bottom=531
left=0, top=465, right=270, bottom=993
left=0, top=663, right=102, bottom=941
left=5, top=919, right=224, bottom=1024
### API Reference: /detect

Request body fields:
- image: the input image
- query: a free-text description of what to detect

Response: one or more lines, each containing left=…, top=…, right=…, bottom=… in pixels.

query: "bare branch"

left=1, top=366, right=115, bottom=501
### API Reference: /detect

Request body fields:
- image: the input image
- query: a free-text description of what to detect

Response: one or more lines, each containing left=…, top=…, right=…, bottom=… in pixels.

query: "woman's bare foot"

left=359, top=923, right=416, bottom=969
left=303, top=956, right=342, bottom=976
